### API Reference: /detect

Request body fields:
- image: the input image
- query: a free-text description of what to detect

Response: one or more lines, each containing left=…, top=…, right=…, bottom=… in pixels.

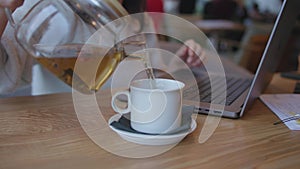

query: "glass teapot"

left=5, top=0, right=145, bottom=93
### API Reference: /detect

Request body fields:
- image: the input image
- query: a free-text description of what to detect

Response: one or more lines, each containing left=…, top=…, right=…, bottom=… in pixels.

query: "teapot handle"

left=4, top=8, right=16, bottom=28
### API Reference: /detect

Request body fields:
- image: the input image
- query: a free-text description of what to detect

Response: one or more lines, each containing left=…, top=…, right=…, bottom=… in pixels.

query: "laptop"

left=181, top=0, right=300, bottom=118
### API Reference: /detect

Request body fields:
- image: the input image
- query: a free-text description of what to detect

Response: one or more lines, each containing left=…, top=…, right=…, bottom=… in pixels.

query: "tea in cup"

left=111, top=78, right=185, bottom=134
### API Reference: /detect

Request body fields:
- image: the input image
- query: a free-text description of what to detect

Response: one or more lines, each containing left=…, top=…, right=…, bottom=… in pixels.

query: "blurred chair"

left=202, top=0, right=247, bottom=52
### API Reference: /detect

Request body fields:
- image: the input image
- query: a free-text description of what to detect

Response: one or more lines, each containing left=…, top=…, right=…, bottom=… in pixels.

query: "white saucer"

left=109, top=114, right=197, bottom=146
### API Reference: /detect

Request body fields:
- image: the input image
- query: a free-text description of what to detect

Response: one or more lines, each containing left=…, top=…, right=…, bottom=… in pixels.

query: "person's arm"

left=0, top=9, right=8, bottom=37
left=0, top=0, right=24, bottom=37
left=1, top=0, right=24, bottom=65
left=0, top=0, right=33, bottom=96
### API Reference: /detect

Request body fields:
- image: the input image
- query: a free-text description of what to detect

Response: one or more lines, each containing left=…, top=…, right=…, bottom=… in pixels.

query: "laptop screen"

left=240, top=0, right=300, bottom=117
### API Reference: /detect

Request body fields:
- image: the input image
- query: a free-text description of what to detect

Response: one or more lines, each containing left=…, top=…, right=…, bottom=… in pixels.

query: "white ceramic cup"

left=111, top=78, right=185, bottom=134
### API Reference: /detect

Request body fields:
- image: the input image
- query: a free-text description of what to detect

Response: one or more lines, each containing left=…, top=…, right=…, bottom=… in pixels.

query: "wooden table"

left=1, top=74, right=300, bottom=169
left=193, top=19, right=246, bottom=51
left=194, top=19, right=245, bottom=33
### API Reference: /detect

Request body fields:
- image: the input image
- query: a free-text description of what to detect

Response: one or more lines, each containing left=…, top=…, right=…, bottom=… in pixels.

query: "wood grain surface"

left=0, top=74, right=300, bottom=169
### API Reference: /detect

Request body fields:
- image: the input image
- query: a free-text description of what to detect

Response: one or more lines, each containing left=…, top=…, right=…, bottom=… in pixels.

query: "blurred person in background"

left=178, top=0, right=197, bottom=14
left=203, top=0, right=247, bottom=23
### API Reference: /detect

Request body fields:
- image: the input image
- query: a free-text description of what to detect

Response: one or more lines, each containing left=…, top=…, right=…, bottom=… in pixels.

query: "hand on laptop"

left=176, top=39, right=206, bottom=67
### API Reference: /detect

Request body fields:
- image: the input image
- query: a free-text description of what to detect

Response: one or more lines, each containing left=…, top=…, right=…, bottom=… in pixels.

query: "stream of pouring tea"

left=140, top=41, right=157, bottom=89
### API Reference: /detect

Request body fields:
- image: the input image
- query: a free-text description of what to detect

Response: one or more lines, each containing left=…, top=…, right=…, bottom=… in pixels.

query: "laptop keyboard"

left=183, top=75, right=251, bottom=106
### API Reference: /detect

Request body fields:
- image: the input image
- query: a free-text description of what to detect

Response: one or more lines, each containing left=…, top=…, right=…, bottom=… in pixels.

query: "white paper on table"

left=259, top=94, right=300, bottom=130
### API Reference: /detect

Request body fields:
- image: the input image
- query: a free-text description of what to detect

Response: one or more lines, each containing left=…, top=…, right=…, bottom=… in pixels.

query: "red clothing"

left=146, top=0, right=164, bottom=12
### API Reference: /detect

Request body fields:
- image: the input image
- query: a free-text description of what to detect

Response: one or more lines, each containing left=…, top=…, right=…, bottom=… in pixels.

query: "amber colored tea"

left=36, top=49, right=122, bottom=93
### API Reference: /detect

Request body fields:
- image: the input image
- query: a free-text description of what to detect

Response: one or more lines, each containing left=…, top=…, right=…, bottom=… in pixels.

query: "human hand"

left=176, top=39, right=206, bottom=67
left=0, top=0, right=24, bottom=37
left=0, top=0, right=24, bottom=9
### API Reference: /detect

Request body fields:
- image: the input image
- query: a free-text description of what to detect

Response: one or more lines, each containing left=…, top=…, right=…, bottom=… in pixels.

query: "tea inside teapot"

left=34, top=43, right=125, bottom=93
